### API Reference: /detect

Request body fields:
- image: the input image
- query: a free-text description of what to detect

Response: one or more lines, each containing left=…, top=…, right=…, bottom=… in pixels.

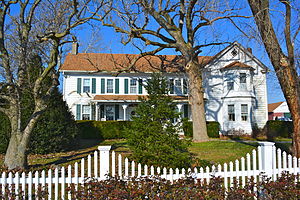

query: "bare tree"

left=0, top=0, right=107, bottom=170
left=247, top=0, right=300, bottom=156
left=94, top=0, right=248, bottom=141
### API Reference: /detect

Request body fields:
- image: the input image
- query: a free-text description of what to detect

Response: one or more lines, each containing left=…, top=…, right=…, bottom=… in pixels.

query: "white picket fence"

left=0, top=142, right=300, bottom=199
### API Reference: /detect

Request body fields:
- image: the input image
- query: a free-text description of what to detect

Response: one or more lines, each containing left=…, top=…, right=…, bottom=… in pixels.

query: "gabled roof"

left=268, top=102, right=284, bottom=112
left=60, top=53, right=212, bottom=73
left=206, top=41, right=268, bottom=71
left=60, top=42, right=268, bottom=73
left=221, top=61, right=255, bottom=71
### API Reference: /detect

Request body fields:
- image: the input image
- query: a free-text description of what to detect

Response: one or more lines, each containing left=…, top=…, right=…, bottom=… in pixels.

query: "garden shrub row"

left=265, top=120, right=293, bottom=139
left=76, top=120, right=132, bottom=140
left=77, top=120, right=220, bottom=140
left=182, top=120, right=220, bottom=138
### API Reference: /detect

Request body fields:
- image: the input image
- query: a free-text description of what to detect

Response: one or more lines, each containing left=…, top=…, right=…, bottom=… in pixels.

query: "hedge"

left=76, top=120, right=132, bottom=140
left=265, top=120, right=293, bottom=139
left=182, top=120, right=220, bottom=138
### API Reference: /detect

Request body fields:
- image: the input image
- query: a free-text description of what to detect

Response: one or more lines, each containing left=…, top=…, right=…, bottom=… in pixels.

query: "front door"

left=106, top=105, right=114, bottom=121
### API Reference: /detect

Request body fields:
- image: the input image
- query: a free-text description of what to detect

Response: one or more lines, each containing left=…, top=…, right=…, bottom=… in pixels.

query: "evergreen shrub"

left=265, top=120, right=293, bottom=139
left=76, top=120, right=131, bottom=140
left=0, top=89, right=79, bottom=154
left=183, top=120, right=220, bottom=138
left=126, top=74, right=191, bottom=169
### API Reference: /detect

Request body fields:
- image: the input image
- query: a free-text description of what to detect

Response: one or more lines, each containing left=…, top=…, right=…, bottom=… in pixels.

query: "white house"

left=268, top=101, right=291, bottom=120
left=60, top=42, right=268, bottom=135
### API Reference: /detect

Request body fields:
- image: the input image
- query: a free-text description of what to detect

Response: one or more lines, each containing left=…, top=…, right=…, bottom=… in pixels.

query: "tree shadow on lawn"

left=29, top=140, right=129, bottom=170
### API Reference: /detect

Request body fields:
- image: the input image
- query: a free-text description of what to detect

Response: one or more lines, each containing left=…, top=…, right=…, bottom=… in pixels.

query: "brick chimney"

left=246, top=47, right=252, bottom=54
left=72, top=42, right=79, bottom=55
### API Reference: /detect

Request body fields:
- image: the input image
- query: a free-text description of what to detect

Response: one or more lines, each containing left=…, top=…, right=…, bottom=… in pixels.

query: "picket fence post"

left=98, top=146, right=112, bottom=179
left=258, top=142, right=275, bottom=178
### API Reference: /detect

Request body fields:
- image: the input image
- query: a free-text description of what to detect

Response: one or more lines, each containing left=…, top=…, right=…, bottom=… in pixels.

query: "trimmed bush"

left=76, top=120, right=132, bottom=140
left=0, top=88, right=79, bottom=154
left=183, top=120, right=220, bottom=138
left=265, top=120, right=293, bottom=139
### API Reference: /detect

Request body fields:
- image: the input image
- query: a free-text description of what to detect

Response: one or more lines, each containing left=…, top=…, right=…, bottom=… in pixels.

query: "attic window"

left=231, top=49, right=238, bottom=57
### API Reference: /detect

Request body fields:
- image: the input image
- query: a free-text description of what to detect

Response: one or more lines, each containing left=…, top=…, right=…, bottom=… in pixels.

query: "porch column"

left=95, top=103, right=99, bottom=121
left=122, top=104, right=128, bottom=121
left=177, top=104, right=183, bottom=118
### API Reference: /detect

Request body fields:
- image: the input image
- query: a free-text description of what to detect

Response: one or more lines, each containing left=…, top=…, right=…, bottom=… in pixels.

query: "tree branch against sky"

left=94, top=0, right=250, bottom=141
left=0, top=0, right=108, bottom=170
left=246, top=0, right=300, bottom=156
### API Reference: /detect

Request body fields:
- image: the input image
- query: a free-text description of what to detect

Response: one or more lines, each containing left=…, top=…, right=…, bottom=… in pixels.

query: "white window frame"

left=174, top=79, right=182, bottom=95
left=82, top=105, right=91, bottom=120
left=83, top=78, right=91, bottom=93
left=241, top=104, right=248, bottom=121
left=240, top=73, right=247, bottom=91
left=130, top=78, right=137, bottom=94
left=107, top=79, right=114, bottom=93
left=227, top=81, right=234, bottom=91
left=228, top=104, right=235, bottom=121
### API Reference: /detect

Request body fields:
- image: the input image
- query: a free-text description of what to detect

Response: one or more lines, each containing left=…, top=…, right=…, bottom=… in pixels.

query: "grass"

left=0, top=138, right=293, bottom=172
left=189, top=141, right=258, bottom=166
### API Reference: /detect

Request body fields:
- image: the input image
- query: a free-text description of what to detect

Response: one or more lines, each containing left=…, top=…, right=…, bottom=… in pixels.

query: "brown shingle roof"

left=268, top=102, right=284, bottom=112
left=221, top=61, right=255, bottom=71
left=60, top=53, right=212, bottom=73
left=92, top=95, right=188, bottom=101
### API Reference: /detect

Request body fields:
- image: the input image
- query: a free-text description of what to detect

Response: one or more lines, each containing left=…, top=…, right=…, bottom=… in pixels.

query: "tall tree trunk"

left=4, top=113, right=28, bottom=170
left=247, top=0, right=300, bottom=157
left=186, top=60, right=209, bottom=142
left=4, top=133, right=28, bottom=170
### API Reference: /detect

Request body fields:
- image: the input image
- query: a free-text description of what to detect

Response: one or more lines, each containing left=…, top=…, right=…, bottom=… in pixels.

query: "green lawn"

left=189, top=141, right=258, bottom=166
left=0, top=139, right=292, bottom=171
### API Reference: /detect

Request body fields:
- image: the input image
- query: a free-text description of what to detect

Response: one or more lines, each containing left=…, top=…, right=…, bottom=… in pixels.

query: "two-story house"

left=60, top=42, right=268, bottom=135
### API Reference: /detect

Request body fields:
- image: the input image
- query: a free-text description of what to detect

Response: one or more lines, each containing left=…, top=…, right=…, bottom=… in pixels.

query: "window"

left=174, top=79, right=182, bottom=95
left=228, top=105, right=235, bottom=121
left=107, top=79, right=114, bottom=93
left=231, top=49, right=238, bottom=57
left=130, top=79, right=137, bottom=94
left=241, top=104, right=248, bottom=121
left=240, top=73, right=247, bottom=90
left=82, top=105, right=91, bottom=120
left=83, top=79, right=90, bottom=92
left=227, top=81, right=234, bottom=91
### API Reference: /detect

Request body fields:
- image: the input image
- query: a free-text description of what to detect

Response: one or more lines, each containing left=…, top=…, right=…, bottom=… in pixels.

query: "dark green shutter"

left=76, top=104, right=81, bottom=120
left=183, top=79, right=188, bottom=94
left=184, top=104, right=188, bottom=118
left=115, top=79, right=119, bottom=94
left=138, top=79, right=143, bottom=94
left=115, top=105, right=119, bottom=120
left=77, top=78, right=82, bottom=94
left=124, top=79, right=129, bottom=94
left=91, top=104, right=96, bottom=120
left=101, top=78, right=105, bottom=94
left=100, top=105, right=105, bottom=118
left=92, top=78, right=96, bottom=94
left=169, top=79, right=174, bottom=94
